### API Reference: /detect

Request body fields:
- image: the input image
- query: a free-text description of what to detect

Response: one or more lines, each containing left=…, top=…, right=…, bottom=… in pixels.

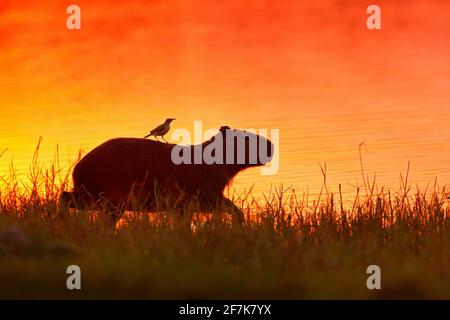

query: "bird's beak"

left=171, top=118, right=176, bottom=121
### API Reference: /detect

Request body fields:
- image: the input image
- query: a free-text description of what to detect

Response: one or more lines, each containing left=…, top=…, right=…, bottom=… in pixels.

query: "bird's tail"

left=143, top=133, right=152, bottom=139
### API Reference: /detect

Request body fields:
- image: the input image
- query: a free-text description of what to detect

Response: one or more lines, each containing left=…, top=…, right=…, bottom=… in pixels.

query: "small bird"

left=143, top=118, right=176, bottom=143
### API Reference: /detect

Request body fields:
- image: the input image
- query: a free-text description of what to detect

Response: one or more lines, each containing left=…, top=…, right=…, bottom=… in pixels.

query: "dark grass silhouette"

left=61, top=126, right=274, bottom=225
left=2, top=139, right=450, bottom=299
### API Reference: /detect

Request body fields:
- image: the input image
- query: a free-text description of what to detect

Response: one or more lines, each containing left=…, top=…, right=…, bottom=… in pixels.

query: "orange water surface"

left=1, top=0, right=449, bottom=203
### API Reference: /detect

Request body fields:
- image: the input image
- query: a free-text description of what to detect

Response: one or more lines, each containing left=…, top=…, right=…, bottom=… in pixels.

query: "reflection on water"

left=233, top=107, right=450, bottom=201
left=0, top=0, right=449, bottom=201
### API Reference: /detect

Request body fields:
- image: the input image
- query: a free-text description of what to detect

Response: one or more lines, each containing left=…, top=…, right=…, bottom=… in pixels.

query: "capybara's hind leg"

left=99, top=206, right=124, bottom=228
left=60, top=191, right=76, bottom=209
left=95, top=195, right=124, bottom=228
left=102, top=202, right=124, bottom=226
left=109, top=210, right=123, bottom=227
left=59, top=191, right=91, bottom=214
left=96, top=187, right=130, bottom=227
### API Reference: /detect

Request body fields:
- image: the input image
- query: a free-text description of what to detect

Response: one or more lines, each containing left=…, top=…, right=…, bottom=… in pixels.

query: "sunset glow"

left=1, top=0, right=449, bottom=200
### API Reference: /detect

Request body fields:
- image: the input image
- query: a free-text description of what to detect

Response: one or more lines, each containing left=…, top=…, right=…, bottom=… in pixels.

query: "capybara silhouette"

left=61, top=126, right=274, bottom=225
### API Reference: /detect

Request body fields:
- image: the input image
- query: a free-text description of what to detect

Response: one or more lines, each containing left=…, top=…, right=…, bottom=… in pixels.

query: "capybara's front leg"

left=220, top=197, right=245, bottom=227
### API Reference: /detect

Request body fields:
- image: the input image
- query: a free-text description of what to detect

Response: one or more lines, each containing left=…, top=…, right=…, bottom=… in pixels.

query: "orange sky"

left=1, top=0, right=449, bottom=200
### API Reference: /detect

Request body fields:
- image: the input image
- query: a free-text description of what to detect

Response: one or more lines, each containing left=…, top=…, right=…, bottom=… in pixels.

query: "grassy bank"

left=1, top=147, right=450, bottom=299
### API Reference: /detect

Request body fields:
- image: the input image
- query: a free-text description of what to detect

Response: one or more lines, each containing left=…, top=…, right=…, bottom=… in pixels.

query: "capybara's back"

left=69, top=138, right=178, bottom=208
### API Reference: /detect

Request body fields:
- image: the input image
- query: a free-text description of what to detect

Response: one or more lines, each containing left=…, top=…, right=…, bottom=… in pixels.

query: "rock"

left=0, top=225, right=30, bottom=253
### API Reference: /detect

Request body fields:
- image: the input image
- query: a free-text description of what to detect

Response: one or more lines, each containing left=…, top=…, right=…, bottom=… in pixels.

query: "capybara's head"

left=215, top=126, right=274, bottom=167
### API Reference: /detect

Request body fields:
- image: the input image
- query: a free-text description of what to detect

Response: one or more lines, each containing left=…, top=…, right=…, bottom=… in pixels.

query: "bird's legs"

left=162, top=135, right=168, bottom=143
left=154, top=136, right=160, bottom=142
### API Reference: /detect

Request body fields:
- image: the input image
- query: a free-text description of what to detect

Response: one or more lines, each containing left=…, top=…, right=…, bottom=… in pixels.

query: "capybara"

left=61, top=126, right=274, bottom=225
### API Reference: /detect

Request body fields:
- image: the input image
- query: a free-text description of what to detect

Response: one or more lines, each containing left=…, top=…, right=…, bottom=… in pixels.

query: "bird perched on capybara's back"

left=61, top=126, right=274, bottom=224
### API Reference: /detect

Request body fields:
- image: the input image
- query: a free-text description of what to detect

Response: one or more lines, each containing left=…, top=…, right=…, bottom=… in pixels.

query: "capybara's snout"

left=267, top=139, right=275, bottom=159
left=257, top=136, right=274, bottom=165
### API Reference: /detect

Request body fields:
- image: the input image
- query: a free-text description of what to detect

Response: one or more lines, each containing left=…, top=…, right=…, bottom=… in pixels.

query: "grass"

left=1, top=143, right=450, bottom=299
